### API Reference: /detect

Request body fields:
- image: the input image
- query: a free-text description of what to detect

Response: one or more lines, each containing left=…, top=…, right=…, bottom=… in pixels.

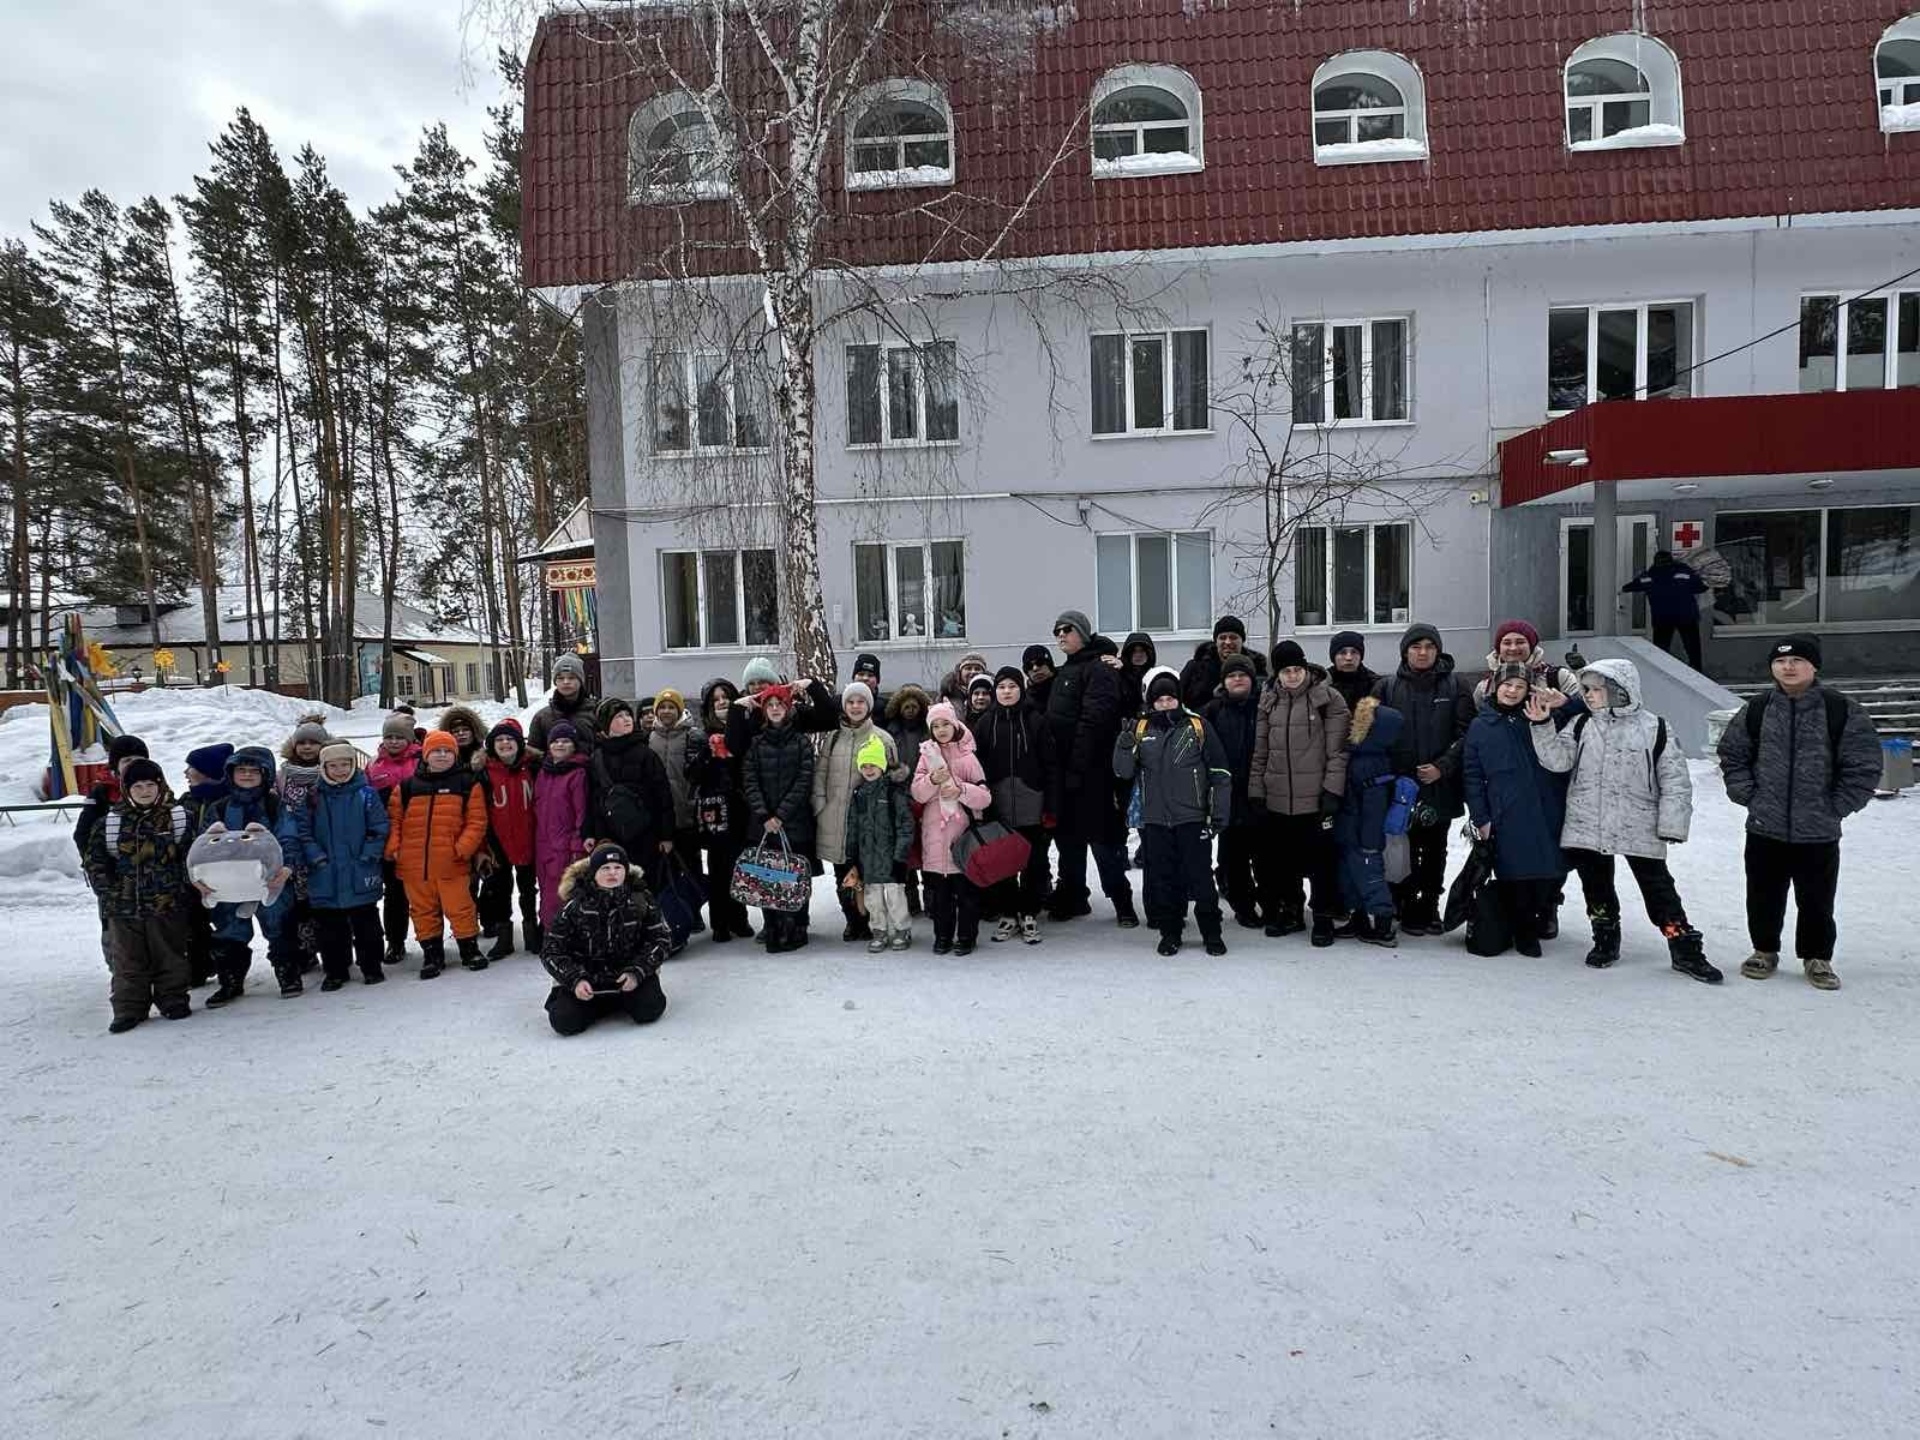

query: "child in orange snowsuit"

left=385, top=729, right=490, bottom=978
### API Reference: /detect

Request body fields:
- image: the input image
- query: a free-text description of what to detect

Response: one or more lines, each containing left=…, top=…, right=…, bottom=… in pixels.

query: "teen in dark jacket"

left=974, top=667, right=1061, bottom=941
left=1251, top=643, right=1351, bottom=945
left=1179, top=615, right=1268, bottom=710
left=588, top=702, right=676, bottom=886
left=1463, top=666, right=1566, bottom=956
left=1326, top=631, right=1378, bottom=714
left=540, top=846, right=670, bottom=1035
left=1113, top=668, right=1232, bottom=955
left=1043, top=611, right=1136, bottom=925
left=741, top=685, right=817, bottom=951
left=1369, top=623, right=1476, bottom=933
left=1118, top=631, right=1158, bottom=717
left=1202, top=654, right=1262, bottom=928
left=689, top=680, right=754, bottom=942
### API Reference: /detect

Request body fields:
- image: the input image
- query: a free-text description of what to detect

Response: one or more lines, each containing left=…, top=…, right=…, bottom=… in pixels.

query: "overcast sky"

left=0, top=0, right=514, bottom=238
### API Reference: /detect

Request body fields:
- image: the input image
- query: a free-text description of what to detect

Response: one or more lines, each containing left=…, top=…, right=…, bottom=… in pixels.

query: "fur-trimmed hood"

left=437, top=705, right=490, bottom=757
left=886, top=683, right=933, bottom=722
left=558, top=856, right=653, bottom=902
left=1348, top=695, right=1405, bottom=753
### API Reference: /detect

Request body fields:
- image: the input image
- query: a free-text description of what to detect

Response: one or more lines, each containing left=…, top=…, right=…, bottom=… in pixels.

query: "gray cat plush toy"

left=187, top=823, right=288, bottom=916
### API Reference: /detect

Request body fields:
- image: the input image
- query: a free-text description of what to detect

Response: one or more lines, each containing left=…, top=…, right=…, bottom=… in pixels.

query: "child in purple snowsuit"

left=534, top=721, right=591, bottom=928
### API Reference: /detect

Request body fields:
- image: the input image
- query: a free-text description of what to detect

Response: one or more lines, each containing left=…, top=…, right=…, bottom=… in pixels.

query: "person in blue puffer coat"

left=1463, top=664, right=1567, bottom=957
left=296, top=741, right=391, bottom=989
left=198, top=744, right=301, bottom=1007
left=1332, top=697, right=1405, bottom=948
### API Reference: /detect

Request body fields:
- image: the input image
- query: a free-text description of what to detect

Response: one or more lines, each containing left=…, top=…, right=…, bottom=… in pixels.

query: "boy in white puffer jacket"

left=1527, top=658, right=1722, bottom=984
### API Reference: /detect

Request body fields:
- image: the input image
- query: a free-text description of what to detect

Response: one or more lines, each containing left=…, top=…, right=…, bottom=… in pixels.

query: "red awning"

left=1499, top=389, right=1920, bottom=506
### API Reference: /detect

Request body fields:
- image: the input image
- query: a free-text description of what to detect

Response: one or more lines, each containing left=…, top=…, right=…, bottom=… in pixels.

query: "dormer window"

left=1311, top=52, right=1428, bottom=165
left=1564, top=35, right=1684, bottom=150
left=1090, top=66, right=1203, bottom=177
left=1878, top=17, right=1920, bottom=132
left=629, top=93, right=729, bottom=201
left=846, top=81, right=954, bottom=190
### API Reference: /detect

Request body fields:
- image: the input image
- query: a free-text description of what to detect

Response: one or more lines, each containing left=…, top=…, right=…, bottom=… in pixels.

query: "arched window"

left=1878, top=17, right=1920, bottom=132
left=846, top=81, right=954, bottom=190
left=1564, top=35, right=1684, bottom=150
left=629, top=93, right=728, bottom=201
left=1311, top=51, right=1428, bottom=165
left=1090, top=65, right=1203, bottom=177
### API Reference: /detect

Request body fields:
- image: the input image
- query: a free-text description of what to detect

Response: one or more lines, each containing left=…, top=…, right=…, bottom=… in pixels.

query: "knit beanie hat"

left=381, top=713, right=416, bottom=742
left=993, top=665, right=1026, bottom=690
left=548, top=720, right=579, bottom=745
left=1271, top=640, right=1307, bottom=671
left=1052, top=610, right=1093, bottom=644
left=185, top=742, right=234, bottom=777
left=968, top=674, right=994, bottom=696
left=1329, top=630, right=1366, bottom=661
left=552, top=652, right=587, bottom=684
left=320, top=741, right=359, bottom=769
left=1494, top=619, right=1540, bottom=651
left=842, top=680, right=874, bottom=709
left=853, top=652, right=882, bottom=679
left=1221, top=654, right=1256, bottom=681
left=290, top=720, right=331, bottom=748
left=757, top=682, right=796, bottom=711
left=742, top=656, right=780, bottom=688
left=486, top=720, right=525, bottom=755
left=927, top=699, right=962, bottom=730
left=422, top=730, right=458, bottom=757
left=107, top=734, right=150, bottom=767
left=588, top=843, right=629, bottom=875
left=599, top=697, right=634, bottom=727
left=1145, top=668, right=1182, bottom=704
left=120, top=757, right=165, bottom=792
left=1212, top=614, right=1247, bottom=642
left=958, top=653, right=988, bottom=675
left=1493, top=662, right=1532, bottom=688
left=855, top=734, right=889, bottom=770
left=1770, top=633, right=1822, bottom=669
left=1022, top=644, right=1054, bottom=671
left=1399, top=622, right=1443, bottom=657
left=654, top=688, right=686, bottom=716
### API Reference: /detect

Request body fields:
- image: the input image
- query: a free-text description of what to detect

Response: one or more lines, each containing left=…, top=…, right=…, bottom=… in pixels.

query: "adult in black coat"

left=1179, top=614, right=1269, bottom=710
left=1118, top=631, right=1157, bottom=717
left=1622, top=550, right=1709, bottom=669
left=739, top=686, right=818, bottom=951
left=1202, top=654, right=1263, bottom=925
left=975, top=667, right=1064, bottom=931
left=1368, top=622, right=1477, bottom=933
left=1042, top=611, right=1138, bottom=925
left=587, top=703, right=676, bottom=886
left=1021, top=645, right=1056, bottom=712
left=688, top=679, right=754, bottom=941
left=1325, top=630, right=1379, bottom=714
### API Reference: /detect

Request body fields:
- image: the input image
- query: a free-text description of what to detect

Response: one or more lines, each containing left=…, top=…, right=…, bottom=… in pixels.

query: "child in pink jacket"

left=364, top=712, right=422, bottom=966
left=910, top=701, right=991, bottom=955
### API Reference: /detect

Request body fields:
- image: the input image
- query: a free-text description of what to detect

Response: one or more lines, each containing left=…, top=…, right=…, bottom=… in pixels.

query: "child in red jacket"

left=480, top=719, right=540, bottom=959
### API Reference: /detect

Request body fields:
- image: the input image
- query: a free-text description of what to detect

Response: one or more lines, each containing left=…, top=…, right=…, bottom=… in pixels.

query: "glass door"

left=1560, top=514, right=1659, bottom=636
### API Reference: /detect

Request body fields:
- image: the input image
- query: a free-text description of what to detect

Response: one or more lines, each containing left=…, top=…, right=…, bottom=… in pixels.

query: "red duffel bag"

left=952, top=818, right=1032, bottom=889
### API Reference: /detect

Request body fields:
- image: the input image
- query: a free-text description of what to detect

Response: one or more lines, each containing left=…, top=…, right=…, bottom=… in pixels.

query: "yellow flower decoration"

left=85, top=640, right=118, bottom=677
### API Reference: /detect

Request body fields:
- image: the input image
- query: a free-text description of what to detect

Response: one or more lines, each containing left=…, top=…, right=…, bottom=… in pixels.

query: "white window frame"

left=844, top=80, right=955, bottom=190
left=396, top=671, right=415, bottom=698
left=1290, top=316, right=1413, bottom=426
left=1293, top=522, right=1415, bottom=630
left=851, top=539, right=968, bottom=644
left=1797, top=290, right=1920, bottom=393
left=1877, top=20, right=1920, bottom=132
left=464, top=661, right=479, bottom=695
left=1089, top=327, right=1210, bottom=438
left=1564, top=34, right=1684, bottom=151
left=1095, top=530, right=1214, bottom=637
left=1546, top=299, right=1697, bottom=414
left=659, top=548, right=779, bottom=652
left=1311, top=51, right=1429, bottom=165
left=845, top=339, right=960, bottom=447
left=649, top=349, right=770, bottom=457
left=1089, top=64, right=1204, bottom=177
left=628, top=93, right=731, bottom=202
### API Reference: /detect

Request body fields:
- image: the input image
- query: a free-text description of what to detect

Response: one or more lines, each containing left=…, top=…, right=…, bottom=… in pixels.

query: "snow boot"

left=1666, top=928, right=1722, bottom=985
left=418, top=942, right=445, bottom=980
left=485, top=924, right=515, bottom=962
left=1264, top=904, right=1305, bottom=939
left=1020, top=914, right=1041, bottom=945
left=1361, top=916, right=1399, bottom=949
left=361, top=967, right=386, bottom=986
left=158, top=999, right=191, bottom=1021
left=1232, top=907, right=1264, bottom=931
left=1156, top=933, right=1181, bottom=956
left=1740, top=950, right=1779, bottom=980
left=458, top=936, right=487, bottom=971
left=931, top=937, right=953, bottom=956
left=991, top=917, right=1019, bottom=944
left=206, top=979, right=244, bottom=1009
left=524, top=922, right=542, bottom=953
left=889, top=931, right=911, bottom=951
left=1803, top=957, right=1841, bottom=991
left=1584, top=910, right=1621, bottom=969
left=1112, top=894, right=1140, bottom=930
left=867, top=934, right=888, bottom=954
left=383, top=941, right=407, bottom=968
left=108, top=1015, right=144, bottom=1034
left=1309, top=911, right=1337, bottom=948
left=319, top=976, right=348, bottom=993
left=842, top=917, right=872, bottom=943
left=1540, top=909, right=1560, bottom=941
left=275, top=967, right=303, bottom=998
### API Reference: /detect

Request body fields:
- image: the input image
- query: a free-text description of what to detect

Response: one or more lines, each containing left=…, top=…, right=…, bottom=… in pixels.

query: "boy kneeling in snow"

left=84, top=758, right=195, bottom=1033
left=540, top=844, right=670, bottom=1035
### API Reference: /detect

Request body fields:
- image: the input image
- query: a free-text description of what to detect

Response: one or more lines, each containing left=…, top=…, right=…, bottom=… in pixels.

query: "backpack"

left=1572, top=712, right=1668, bottom=764
left=1742, top=688, right=1848, bottom=778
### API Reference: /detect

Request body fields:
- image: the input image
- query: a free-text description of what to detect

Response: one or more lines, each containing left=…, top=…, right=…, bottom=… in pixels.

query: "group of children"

left=71, top=616, right=1883, bottom=1035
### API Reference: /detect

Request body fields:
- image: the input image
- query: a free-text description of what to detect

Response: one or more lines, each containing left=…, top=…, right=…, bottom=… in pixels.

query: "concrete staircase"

left=1723, top=677, right=1920, bottom=741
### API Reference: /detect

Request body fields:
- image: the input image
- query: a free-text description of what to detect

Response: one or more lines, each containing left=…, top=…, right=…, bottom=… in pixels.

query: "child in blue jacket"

left=297, top=742, right=391, bottom=989
left=199, top=745, right=300, bottom=1005
left=1332, top=697, right=1406, bottom=947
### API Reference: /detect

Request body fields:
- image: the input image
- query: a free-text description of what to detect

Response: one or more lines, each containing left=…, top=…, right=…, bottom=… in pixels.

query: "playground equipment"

left=42, top=613, right=124, bottom=799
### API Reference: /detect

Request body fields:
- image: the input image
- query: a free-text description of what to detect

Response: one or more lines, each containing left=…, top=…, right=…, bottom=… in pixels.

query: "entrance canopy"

left=1500, top=389, right=1920, bottom=507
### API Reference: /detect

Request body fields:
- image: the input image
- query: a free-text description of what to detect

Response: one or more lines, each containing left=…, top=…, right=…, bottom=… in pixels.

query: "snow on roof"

left=525, top=498, right=595, bottom=560
left=1569, top=123, right=1687, bottom=151
left=1312, top=136, right=1431, bottom=166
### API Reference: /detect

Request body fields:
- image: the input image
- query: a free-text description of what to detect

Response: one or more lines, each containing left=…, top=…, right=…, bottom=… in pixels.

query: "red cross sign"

left=1672, top=520, right=1704, bottom=551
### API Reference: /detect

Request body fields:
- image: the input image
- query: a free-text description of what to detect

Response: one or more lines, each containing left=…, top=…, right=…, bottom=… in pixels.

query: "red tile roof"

left=521, top=1, right=1920, bottom=289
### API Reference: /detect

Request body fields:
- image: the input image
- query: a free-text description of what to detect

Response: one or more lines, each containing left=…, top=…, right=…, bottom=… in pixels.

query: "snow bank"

left=1571, top=122, right=1686, bottom=151
left=1092, top=150, right=1203, bottom=177
left=1882, top=101, right=1920, bottom=133
left=1314, top=136, right=1429, bottom=165
left=846, top=164, right=954, bottom=191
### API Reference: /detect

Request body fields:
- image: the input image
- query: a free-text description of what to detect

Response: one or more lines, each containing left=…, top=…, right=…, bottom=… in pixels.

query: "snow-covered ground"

left=2, top=686, right=1917, bottom=1437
